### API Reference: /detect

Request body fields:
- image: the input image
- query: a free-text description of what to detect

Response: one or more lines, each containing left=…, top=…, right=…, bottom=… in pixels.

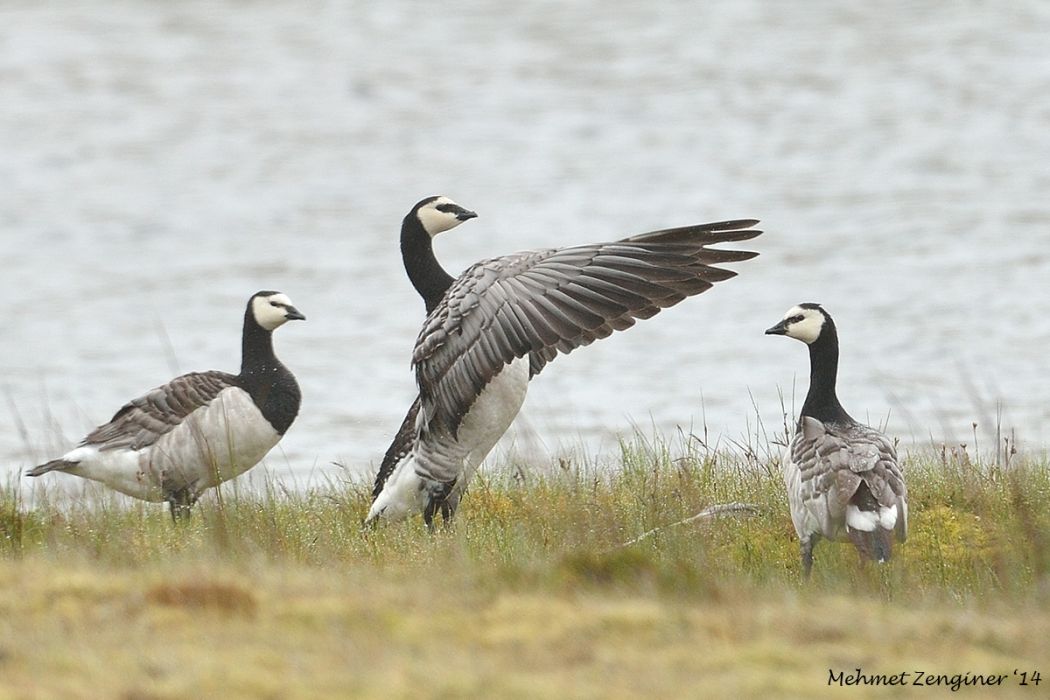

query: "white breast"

left=147, top=387, right=282, bottom=490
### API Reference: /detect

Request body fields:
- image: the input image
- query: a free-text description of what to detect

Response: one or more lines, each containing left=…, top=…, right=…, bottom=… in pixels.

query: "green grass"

left=1, top=436, right=1048, bottom=698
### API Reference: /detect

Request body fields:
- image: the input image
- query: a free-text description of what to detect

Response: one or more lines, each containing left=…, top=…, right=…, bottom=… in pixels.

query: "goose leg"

left=423, top=482, right=457, bottom=531
left=801, top=534, right=819, bottom=578
left=422, top=498, right=439, bottom=531
left=439, top=493, right=460, bottom=524
left=167, top=488, right=195, bottom=524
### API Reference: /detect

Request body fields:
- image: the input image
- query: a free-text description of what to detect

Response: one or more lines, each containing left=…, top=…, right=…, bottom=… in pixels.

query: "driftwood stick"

left=618, top=502, right=760, bottom=548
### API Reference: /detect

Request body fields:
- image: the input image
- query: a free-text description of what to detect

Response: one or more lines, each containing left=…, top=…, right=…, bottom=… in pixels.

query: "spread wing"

left=790, top=417, right=908, bottom=541
left=413, top=219, right=761, bottom=436
left=83, top=371, right=240, bottom=452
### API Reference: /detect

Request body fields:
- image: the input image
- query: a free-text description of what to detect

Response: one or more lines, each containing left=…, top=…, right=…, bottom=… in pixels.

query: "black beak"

left=285, top=306, right=306, bottom=321
left=764, top=320, right=788, bottom=336
left=456, top=209, right=478, bottom=221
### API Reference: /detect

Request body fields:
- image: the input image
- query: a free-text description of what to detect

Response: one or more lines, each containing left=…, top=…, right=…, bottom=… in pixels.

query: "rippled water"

left=3, top=1, right=1049, bottom=489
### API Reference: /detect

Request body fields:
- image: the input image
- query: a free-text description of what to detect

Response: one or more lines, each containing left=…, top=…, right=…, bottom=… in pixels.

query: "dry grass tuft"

left=146, top=580, right=257, bottom=616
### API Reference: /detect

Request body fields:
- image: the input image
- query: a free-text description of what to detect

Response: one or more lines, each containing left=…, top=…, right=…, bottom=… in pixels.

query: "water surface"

left=3, top=1, right=1048, bottom=490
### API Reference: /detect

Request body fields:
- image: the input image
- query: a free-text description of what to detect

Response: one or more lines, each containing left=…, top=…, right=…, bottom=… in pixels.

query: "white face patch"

left=782, top=305, right=826, bottom=345
left=416, top=196, right=470, bottom=237
left=252, top=292, right=297, bottom=331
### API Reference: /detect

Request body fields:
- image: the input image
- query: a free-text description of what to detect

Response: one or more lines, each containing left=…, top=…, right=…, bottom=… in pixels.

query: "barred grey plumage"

left=76, top=371, right=238, bottom=452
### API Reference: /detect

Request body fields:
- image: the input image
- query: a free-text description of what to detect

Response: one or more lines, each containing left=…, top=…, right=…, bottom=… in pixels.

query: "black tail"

left=374, top=398, right=421, bottom=501
left=25, top=459, right=75, bottom=477
left=848, top=526, right=894, bottom=563
left=847, top=482, right=894, bottom=563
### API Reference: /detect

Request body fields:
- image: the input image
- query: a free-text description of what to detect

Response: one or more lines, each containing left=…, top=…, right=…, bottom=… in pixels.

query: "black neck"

left=238, top=308, right=300, bottom=434
left=240, top=312, right=279, bottom=378
left=401, top=213, right=455, bottom=313
left=800, top=319, right=854, bottom=425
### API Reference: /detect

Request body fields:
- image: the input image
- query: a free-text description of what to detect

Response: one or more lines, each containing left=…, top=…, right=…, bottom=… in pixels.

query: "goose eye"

left=270, top=301, right=281, bottom=308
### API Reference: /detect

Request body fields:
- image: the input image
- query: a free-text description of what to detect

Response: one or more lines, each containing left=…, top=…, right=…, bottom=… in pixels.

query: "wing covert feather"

left=791, top=417, right=907, bottom=539
left=83, top=371, right=239, bottom=451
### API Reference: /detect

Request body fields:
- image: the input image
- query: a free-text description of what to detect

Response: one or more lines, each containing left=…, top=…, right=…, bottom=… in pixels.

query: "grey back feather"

left=83, top=371, right=239, bottom=452
left=790, top=416, right=908, bottom=542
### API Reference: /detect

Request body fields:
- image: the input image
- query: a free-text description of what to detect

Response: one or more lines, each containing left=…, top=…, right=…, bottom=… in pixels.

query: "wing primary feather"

left=410, top=217, right=762, bottom=441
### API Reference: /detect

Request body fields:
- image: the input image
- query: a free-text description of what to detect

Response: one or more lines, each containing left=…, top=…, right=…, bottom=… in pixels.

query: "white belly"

left=441, top=355, right=531, bottom=483
left=63, top=387, right=282, bottom=501
left=368, top=356, right=530, bottom=522
left=62, top=446, right=158, bottom=501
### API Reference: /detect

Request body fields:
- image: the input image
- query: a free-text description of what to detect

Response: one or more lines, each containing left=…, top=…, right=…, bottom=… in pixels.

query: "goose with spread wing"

left=27, top=291, right=305, bottom=521
left=766, top=303, right=908, bottom=576
left=367, top=196, right=762, bottom=526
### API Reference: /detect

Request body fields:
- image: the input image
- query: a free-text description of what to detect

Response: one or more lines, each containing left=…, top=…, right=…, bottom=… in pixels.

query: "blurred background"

left=2, top=1, right=1048, bottom=488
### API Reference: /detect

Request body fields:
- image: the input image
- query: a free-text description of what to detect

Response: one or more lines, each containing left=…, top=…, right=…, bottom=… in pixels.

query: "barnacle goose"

left=27, top=291, right=305, bottom=521
left=766, top=303, right=908, bottom=576
left=367, top=195, right=762, bottom=526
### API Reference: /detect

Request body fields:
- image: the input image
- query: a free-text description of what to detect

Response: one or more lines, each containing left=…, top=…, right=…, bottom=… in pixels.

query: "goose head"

left=250, top=291, right=306, bottom=331
left=411, top=196, right=477, bottom=237
left=765, top=303, right=828, bottom=345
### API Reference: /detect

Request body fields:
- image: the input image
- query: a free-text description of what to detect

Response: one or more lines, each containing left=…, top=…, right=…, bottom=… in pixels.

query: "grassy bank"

left=0, top=439, right=1048, bottom=698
